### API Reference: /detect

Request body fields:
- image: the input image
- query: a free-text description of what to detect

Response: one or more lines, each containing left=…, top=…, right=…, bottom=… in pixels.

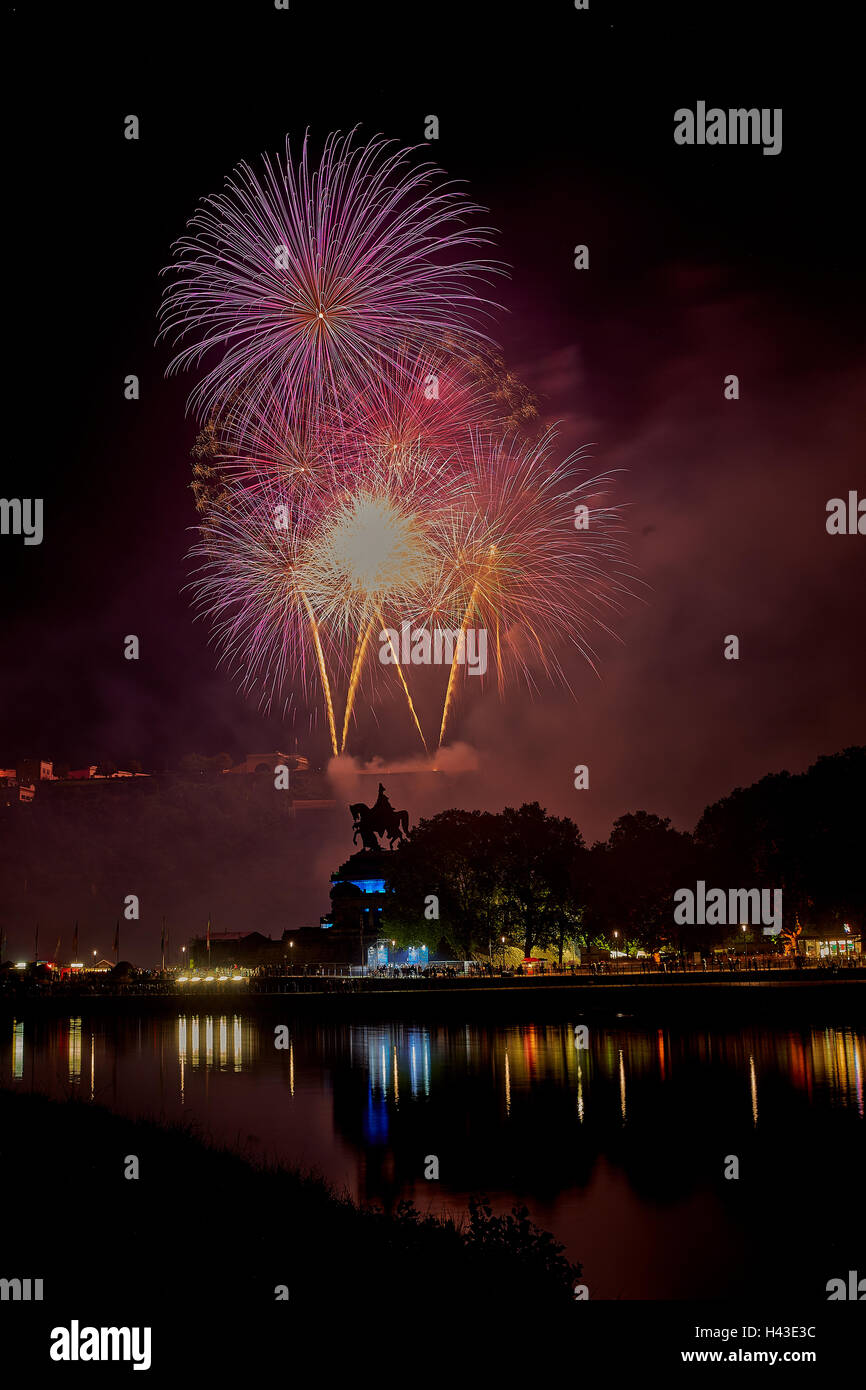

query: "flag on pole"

left=206, top=916, right=211, bottom=961
left=72, top=922, right=79, bottom=960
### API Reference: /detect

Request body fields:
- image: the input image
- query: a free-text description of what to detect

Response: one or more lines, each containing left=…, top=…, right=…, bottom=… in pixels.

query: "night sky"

left=4, top=1, right=864, bottom=847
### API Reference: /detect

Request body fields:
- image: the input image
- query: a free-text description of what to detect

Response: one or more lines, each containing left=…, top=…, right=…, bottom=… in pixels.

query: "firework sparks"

left=302, top=490, right=434, bottom=634
left=159, top=129, right=503, bottom=431
left=300, top=456, right=439, bottom=750
left=330, top=339, right=500, bottom=466
left=431, top=428, right=636, bottom=743
left=167, top=131, right=635, bottom=757
left=187, top=475, right=338, bottom=752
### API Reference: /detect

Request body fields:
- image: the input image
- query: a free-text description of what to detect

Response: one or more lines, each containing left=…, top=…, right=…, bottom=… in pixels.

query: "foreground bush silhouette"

left=0, top=1089, right=581, bottom=1318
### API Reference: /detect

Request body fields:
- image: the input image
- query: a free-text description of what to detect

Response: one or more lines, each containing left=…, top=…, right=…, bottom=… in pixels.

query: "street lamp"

left=613, top=930, right=619, bottom=973
left=501, top=935, right=506, bottom=973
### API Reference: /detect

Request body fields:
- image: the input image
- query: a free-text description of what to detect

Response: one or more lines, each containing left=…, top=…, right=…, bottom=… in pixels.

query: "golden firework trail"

left=438, top=576, right=483, bottom=748
left=377, top=610, right=429, bottom=754
left=341, top=620, right=374, bottom=753
left=298, top=587, right=338, bottom=758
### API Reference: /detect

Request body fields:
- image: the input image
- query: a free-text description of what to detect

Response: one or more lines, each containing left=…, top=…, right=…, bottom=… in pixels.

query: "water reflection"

left=11, top=1019, right=23, bottom=1080
left=67, top=1017, right=81, bottom=1084
left=7, top=1016, right=865, bottom=1116
left=749, top=1053, right=759, bottom=1126
left=3, top=1014, right=864, bottom=1297
left=175, top=1013, right=252, bottom=1077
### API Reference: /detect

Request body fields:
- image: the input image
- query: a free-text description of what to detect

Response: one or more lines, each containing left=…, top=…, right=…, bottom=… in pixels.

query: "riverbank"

left=0, top=1088, right=579, bottom=1317
left=2, top=971, right=863, bottom=1024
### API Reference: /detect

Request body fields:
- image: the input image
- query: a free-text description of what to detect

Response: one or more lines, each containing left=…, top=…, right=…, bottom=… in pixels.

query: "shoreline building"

left=799, top=922, right=862, bottom=961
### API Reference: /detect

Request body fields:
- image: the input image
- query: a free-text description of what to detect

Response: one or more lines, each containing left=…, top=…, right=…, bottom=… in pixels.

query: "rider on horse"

left=374, top=783, right=394, bottom=818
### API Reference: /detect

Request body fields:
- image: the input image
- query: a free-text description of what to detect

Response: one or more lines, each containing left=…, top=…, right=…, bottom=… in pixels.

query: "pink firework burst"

left=327, top=339, right=501, bottom=469
left=187, top=472, right=336, bottom=719
left=430, top=428, right=638, bottom=697
left=159, top=129, right=504, bottom=431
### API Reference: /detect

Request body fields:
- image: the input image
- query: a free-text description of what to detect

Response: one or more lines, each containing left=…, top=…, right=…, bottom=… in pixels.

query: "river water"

left=5, top=1012, right=864, bottom=1299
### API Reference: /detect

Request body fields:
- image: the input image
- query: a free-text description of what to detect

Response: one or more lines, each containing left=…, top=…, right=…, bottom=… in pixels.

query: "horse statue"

left=350, top=783, right=410, bottom=850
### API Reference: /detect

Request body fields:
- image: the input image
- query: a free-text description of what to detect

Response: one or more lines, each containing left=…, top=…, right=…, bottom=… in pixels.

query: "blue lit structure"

left=319, top=849, right=390, bottom=941
left=343, top=877, right=387, bottom=894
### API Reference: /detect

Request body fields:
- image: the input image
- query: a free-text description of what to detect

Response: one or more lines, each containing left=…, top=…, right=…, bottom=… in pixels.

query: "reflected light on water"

left=12, top=1019, right=24, bottom=1081
left=177, top=1017, right=186, bottom=1103
left=4, top=1012, right=864, bottom=1301
left=68, top=1018, right=81, bottom=1084
left=176, top=1013, right=246, bottom=1075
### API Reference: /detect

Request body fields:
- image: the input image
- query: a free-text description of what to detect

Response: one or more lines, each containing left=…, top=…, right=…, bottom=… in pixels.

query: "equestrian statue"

left=350, top=783, right=410, bottom=851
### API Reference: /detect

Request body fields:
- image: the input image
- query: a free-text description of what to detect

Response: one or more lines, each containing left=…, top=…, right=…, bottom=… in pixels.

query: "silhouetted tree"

left=384, top=809, right=503, bottom=957
left=585, top=812, right=695, bottom=950
left=695, top=746, right=865, bottom=934
left=496, top=804, right=585, bottom=959
left=386, top=803, right=585, bottom=960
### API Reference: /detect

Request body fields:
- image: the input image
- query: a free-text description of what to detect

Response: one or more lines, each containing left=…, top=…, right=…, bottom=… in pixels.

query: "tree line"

left=383, top=748, right=864, bottom=959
